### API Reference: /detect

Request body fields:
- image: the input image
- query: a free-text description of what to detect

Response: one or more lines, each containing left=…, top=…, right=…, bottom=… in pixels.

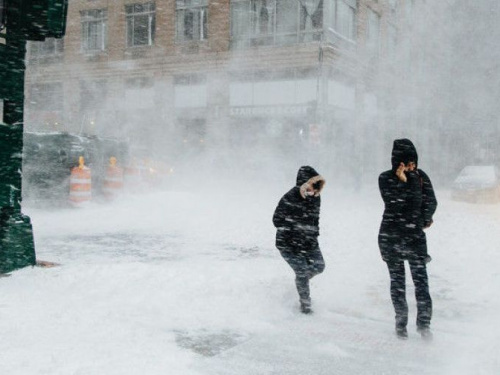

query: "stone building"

left=25, top=0, right=422, bottom=180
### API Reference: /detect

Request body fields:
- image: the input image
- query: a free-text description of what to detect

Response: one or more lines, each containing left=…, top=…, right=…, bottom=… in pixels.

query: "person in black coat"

left=273, top=166, right=326, bottom=314
left=378, top=139, right=437, bottom=339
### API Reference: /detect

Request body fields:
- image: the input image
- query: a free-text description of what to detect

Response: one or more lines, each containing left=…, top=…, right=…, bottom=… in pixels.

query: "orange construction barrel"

left=69, top=156, right=92, bottom=205
left=103, top=157, right=124, bottom=199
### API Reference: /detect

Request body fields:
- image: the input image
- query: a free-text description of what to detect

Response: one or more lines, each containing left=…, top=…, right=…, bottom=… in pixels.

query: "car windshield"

left=455, top=166, right=497, bottom=184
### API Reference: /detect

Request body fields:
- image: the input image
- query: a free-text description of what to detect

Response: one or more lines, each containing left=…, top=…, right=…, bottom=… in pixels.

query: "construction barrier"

left=102, top=157, right=124, bottom=200
left=69, top=156, right=92, bottom=205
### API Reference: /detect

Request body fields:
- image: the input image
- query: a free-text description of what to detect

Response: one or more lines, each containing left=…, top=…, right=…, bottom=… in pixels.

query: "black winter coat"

left=273, top=166, right=325, bottom=252
left=378, top=139, right=438, bottom=262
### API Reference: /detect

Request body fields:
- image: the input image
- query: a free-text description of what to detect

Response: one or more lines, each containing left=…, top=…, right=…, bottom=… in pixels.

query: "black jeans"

left=386, top=258, right=432, bottom=329
left=279, top=246, right=325, bottom=304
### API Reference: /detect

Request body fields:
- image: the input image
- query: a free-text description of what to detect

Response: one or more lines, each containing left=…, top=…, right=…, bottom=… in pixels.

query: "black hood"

left=296, top=166, right=319, bottom=186
left=391, top=139, right=418, bottom=170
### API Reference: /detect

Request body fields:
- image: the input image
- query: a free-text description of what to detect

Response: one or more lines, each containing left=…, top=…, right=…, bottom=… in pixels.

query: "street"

left=1, top=186, right=499, bottom=375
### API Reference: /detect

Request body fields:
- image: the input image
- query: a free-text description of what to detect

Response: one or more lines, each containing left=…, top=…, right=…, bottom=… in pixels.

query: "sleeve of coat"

left=273, top=196, right=289, bottom=229
left=419, top=170, right=438, bottom=226
left=406, top=171, right=423, bottom=212
left=313, top=196, right=320, bottom=236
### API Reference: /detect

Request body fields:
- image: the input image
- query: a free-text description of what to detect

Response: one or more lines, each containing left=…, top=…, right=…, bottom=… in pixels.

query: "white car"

left=451, top=165, right=500, bottom=203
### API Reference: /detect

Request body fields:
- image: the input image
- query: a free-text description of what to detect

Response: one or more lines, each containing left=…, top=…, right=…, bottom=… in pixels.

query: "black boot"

left=417, top=326, right=433, bottom=340
left=296, top=275, right=312, bottom=314
left=300, top=298, right=312, bottom=314
left=396, top=326, right=408, bottom=339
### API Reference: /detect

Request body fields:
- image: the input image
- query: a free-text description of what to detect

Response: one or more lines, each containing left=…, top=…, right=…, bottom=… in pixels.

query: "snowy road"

left=1, top=186, right=499, bottom=375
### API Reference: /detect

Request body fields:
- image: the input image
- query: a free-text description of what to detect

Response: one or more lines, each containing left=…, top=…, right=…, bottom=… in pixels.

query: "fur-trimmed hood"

left=296, top=166, right=326, bottom=199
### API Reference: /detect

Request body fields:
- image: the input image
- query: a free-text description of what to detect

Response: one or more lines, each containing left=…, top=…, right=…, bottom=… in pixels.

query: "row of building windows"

left=78, top=1, right=205, bottom=52
left=30, top=0, right=408, bottom=58
left=27, top=66, right=328, bottom=111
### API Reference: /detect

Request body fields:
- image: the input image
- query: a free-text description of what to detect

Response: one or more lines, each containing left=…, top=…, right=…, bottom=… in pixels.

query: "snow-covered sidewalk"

left=1, top=187, right=499, bottom=375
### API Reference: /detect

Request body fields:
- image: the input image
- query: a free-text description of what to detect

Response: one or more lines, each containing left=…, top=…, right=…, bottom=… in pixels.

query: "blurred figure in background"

left=378, top=139, right=438, bottom=339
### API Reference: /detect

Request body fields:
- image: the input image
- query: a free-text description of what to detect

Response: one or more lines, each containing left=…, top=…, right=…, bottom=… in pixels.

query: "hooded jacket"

left=378, top=139, right=437, bottom=260
left=273, top=166, right=325, bottom=252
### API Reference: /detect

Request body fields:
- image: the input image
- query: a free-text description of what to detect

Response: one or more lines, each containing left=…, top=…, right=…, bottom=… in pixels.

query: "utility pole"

left=0, top=0, right=68, bottom=274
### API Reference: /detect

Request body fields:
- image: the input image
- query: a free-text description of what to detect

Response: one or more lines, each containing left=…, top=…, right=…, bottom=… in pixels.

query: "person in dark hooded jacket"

left=378, top=139, right=437, bottom=339
left=273, top=166, right=326, bottom=314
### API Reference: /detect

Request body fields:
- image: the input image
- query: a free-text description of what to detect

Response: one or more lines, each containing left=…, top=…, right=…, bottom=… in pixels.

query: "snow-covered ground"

left=2, top=182, right=499, bottom=375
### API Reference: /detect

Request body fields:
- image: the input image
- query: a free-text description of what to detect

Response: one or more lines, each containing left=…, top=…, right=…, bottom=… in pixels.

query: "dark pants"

left=279, top=246, right=325, bottom=304
left=386, top=258, right=432, bottom=329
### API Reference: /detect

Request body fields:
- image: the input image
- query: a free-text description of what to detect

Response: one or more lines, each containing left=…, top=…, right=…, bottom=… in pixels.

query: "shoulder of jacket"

left=417, top=169, right=431, bottom=180
left=379, top=170, right=394, bottom=180
left=282, top=187, right=299, bottom=200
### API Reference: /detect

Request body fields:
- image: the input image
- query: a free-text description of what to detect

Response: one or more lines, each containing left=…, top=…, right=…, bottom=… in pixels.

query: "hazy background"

left=20, top=0, right=500, bottom=194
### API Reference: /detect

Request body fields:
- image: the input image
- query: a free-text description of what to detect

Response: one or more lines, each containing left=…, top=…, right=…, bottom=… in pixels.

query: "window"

left=81, top=9, right=108, bottom=52
left=125, top=76, right=154, bottom=89
left=275, top=0, right=298, bottom=44
left=230, top=0, right=323, bottom=48
left=126, top=2, right=156, bottom=47
left=29, top=83, right=64, bottom=111
left=124, top=77, right=155, bottom=109
left=30, top=38, right=64, bottom=57
left=333, top=0, right=356, bottom=41
left=301, top=0, right=323, bottom=40
left=174, top=74, right=206, bottom=85
left=176, top=0, right=208, bottom=42
left=231, top=1, right=249, bottom=42
left=231, top=0, right=278, bottom=46
left=366, top=8, right=380, bottom=56
left=174, top=74, right=207, bottom=108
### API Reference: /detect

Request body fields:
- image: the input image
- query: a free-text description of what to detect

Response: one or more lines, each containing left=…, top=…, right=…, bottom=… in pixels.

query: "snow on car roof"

left=455, top=166, right=498, bottom=184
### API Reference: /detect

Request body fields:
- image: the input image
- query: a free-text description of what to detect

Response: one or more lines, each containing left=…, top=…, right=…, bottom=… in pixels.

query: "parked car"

left=22, top=132, right=129, bottom=204
left=451, top=165, right=500, bottom=203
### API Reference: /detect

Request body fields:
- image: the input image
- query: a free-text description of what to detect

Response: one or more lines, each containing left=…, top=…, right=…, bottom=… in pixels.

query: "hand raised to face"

left=395, top=162, right=407, bottom=182
left=396, top=162, right=416, bottom=182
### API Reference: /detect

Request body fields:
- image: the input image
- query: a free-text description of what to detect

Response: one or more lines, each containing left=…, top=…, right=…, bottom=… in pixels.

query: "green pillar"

left=0, top=0, right=68, bottom=273
left=0, top=35, right=36, bottom=274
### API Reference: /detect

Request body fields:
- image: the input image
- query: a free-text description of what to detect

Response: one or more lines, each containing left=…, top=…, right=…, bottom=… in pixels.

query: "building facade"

left=25, top=0, right=421, bottom=180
